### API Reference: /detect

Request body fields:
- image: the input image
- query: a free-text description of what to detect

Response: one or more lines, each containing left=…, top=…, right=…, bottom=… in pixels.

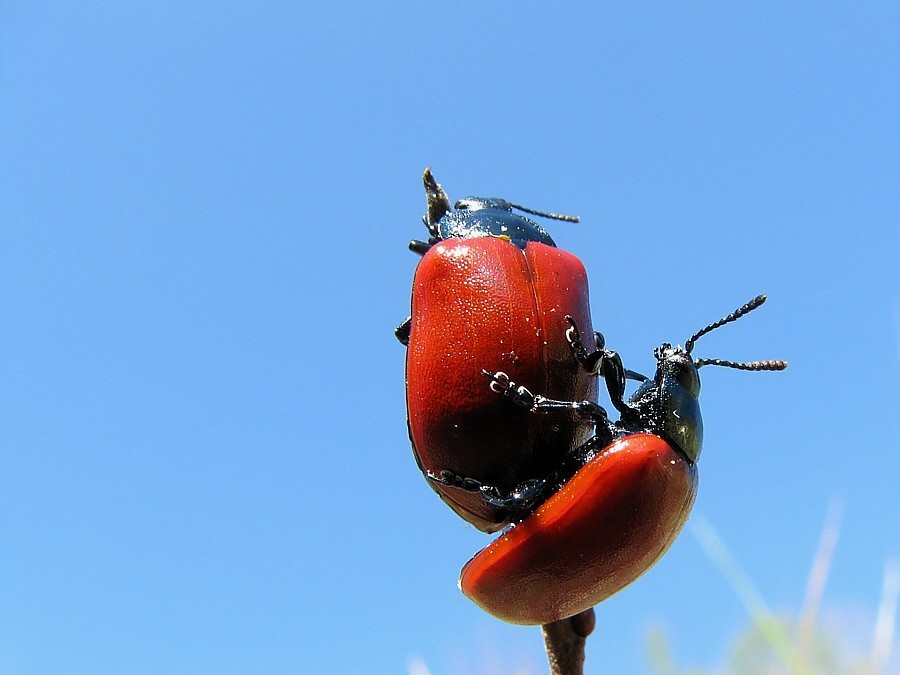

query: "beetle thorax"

left=626, top=344, right=703, bottom=464
left=454, top=197, right=512, bottom=212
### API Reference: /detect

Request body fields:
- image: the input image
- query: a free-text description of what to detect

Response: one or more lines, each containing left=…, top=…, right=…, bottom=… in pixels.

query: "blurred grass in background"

left=408, top=502, right=898, bottom=675
left=648, top=504, right=898, bottom=675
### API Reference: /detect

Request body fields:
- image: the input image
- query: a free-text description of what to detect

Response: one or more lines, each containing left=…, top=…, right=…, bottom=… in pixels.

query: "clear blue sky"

left=1, top=3, right=898, bottom=673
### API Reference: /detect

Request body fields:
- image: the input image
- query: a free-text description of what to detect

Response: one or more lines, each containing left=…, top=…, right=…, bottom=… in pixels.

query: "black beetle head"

left=655, top=343, right=700, bottom=399
left=628, top=295, right=787, bottom=465
left=419, top=169, right=578, bottom=249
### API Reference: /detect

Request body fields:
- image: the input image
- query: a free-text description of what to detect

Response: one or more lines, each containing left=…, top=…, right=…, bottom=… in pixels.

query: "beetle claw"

left=483, top=370, right=536, bottom=409
left=564, top=315, right=579, bottom=343
left=483, top=369, right=511, bottom=394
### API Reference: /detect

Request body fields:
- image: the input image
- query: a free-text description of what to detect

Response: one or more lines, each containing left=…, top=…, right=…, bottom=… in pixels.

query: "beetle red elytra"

left=460, top=433, right=697, bottom=625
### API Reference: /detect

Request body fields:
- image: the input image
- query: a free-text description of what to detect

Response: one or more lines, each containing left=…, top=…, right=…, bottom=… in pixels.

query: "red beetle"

left=397, top=170, right=609, bottom=533
left=461, top=296, right=787, bottom=624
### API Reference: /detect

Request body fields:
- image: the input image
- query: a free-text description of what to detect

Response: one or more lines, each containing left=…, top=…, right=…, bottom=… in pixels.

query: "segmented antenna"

left=507, top=202, right=580, bottom=223
left=683, top=294, right=788, bottom=372
left=684, top=294, right=767, bottom=354
left=695, top=358, right=788, bottom=371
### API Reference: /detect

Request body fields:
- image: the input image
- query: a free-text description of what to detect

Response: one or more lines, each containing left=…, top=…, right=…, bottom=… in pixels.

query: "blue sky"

left=1, top=3, right=898, bottom=673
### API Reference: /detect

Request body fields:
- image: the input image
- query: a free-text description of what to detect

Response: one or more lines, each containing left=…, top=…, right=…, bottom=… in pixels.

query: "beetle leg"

left=532, top=396, right=612, bottom=426
left=625, top=368, right=650, bottom=383
left=408, top=239, right=431, bottom=255
left=564, top=315, right=603, bottom=369
left=483, top=370, right=612, bottom=426
left=426, top=469, right=551, bottom=519
left=481, top=478, right=551, bottom=513
left=426, top=469, right=487, bottom=494
left=564, top=316, right=645, bottom=420
left=395, top=317, right=412, bottom=345
left=426, top=469, right=511, bottom=505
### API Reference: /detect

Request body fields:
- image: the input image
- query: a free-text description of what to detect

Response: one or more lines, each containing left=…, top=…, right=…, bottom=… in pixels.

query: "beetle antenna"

left=684, top=294, right=768, bottom=354
left=423, top=168, right=452, bottom=228
left=507, top=202, right=581, bottom=223
left=695, top=358, right=788, bottom=371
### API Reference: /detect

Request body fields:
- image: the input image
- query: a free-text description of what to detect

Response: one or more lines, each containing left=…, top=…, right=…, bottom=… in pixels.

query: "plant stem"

left=541, top=608, right=595, bottom=675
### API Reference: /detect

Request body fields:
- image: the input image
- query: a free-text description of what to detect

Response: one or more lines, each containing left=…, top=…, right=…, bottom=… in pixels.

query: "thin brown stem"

left=541, top=608, right=595, bottom=675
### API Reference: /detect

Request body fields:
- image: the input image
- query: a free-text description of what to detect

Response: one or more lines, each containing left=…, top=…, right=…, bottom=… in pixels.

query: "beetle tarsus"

left=482, top=370, right=537, bottom=408
left=427, top=468, right=551, bottom=518
left=426, top=469, right=485, bottom=494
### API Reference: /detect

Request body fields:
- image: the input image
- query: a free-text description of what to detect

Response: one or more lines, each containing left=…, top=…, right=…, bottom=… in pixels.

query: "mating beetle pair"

left=397, top=170, right=787, bottom=625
